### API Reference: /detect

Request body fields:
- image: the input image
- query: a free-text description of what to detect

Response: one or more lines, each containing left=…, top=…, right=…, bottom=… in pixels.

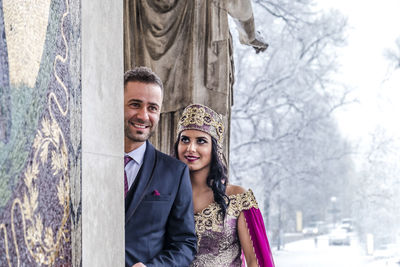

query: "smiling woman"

left=173, top=104, right=275, bottom=267
left=177, top=130, right=213, bottom=173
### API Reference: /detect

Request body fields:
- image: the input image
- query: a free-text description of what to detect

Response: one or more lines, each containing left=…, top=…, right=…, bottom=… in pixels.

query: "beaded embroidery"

left=194, top=189, right=259, bottom=246
left=177, top=104, right=225, bottom=147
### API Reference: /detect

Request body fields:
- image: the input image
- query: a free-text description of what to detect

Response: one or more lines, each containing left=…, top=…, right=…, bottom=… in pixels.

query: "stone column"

left=82, top=0, right=124, bottom=266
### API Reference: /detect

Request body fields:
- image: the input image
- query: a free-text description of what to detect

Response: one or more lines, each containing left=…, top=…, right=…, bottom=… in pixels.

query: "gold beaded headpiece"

left=177, top=104, right=225, bottom=150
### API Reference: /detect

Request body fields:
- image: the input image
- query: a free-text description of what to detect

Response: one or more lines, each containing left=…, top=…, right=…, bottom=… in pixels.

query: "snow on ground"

left=273, top=235, right=400, bottom=267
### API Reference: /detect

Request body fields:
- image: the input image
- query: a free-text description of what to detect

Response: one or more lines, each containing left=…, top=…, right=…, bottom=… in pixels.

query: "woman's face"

left=177, top=130, right=212, bottom=173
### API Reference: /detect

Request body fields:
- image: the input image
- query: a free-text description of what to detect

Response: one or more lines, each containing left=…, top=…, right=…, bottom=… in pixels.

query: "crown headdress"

left=177, top=104, right=225, bottom=150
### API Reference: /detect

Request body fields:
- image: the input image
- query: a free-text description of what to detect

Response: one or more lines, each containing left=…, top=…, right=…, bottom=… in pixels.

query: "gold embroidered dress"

left=190, top=190, right=258, bottom=267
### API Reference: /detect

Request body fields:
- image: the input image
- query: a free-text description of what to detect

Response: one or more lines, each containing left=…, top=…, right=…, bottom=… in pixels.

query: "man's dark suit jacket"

left=125, top=141, right=197, bottom=267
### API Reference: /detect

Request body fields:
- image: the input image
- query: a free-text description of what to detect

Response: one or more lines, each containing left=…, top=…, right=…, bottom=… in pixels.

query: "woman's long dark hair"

left=174, top=134, right=230, bottom=220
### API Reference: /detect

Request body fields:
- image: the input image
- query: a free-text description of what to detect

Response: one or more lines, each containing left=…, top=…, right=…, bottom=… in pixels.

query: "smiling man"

left=124, top=67, right=197, bottom=267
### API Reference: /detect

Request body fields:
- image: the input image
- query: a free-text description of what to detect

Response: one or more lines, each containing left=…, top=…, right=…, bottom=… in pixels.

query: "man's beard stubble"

left=124, top=125, right=155, bottom=143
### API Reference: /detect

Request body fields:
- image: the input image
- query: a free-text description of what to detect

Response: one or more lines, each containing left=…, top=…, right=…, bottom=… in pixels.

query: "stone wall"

left=0, top=0, right=124, bottom=265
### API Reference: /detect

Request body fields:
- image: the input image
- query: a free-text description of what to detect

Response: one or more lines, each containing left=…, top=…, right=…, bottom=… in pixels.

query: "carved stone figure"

left=124, top=0, right=267, bottom=153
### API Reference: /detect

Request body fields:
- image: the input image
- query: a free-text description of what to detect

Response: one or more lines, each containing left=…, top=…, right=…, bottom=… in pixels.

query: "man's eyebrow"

left=127, top=99, right=142, bottom=103
left=148, top=102, right=160, bottom=108
left=127, top=99, right=160, bottom=108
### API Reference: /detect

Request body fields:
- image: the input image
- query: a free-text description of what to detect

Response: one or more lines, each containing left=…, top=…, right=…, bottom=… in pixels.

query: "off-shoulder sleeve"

left=228, top=189, right=259, bottom=216
left=241, top=190, right=275, bottom=267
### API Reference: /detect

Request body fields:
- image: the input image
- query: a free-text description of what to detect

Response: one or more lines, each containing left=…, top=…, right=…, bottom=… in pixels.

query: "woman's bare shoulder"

left=226, top=184, right=246, bottom=196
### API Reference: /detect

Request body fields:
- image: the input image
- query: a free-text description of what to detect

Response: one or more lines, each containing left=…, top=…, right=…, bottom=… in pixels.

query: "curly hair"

left=174, top=134, right=230, bottom=220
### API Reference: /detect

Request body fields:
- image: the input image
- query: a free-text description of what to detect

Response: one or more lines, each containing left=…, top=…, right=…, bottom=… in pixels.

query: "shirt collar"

left=125, top=142, right=146, bottom=165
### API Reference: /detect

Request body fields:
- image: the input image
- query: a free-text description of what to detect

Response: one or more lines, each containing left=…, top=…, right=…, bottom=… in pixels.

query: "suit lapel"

left=125, top=141, right=157, bottom=224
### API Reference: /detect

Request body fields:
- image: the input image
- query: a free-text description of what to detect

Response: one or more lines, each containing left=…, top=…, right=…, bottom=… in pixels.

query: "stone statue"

left=124, top=0, right=267, bottom=153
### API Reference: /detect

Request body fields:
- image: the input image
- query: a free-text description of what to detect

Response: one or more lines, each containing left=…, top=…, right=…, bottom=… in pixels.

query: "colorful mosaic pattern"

left=0, top=0, right=81, bottom=265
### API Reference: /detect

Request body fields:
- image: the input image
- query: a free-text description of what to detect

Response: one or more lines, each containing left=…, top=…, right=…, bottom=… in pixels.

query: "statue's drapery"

left=124, top=0, right=264, bottom=153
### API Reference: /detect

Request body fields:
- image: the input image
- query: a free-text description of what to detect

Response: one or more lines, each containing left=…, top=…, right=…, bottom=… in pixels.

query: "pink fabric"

left=243, top=207, right=275, bottom=267
left=241, top=250, right=246, bottom=267
left=124, top=156, right=133, bottom=197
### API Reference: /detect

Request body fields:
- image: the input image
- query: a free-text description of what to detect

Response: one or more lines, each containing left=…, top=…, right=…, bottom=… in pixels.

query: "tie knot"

left=124, top=155, right=133, bottom=166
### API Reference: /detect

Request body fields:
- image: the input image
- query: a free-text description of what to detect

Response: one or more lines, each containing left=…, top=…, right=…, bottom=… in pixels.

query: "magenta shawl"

left=242, top=207, right=275, bottom=267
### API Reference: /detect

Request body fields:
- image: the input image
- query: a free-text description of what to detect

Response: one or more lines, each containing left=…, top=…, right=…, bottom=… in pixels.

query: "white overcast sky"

left=318, top=0, right=400, bottom=143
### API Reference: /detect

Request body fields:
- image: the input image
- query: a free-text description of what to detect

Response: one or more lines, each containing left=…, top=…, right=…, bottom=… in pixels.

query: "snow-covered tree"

left=352, top=128, right=400, bottom=246
left=385, top=37, right=400, bottom=70
left=229, top=0, right=353, bottom=243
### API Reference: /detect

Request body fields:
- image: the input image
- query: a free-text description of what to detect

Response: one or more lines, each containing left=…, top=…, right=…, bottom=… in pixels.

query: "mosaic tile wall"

left=0, top=0, right=81, bottom=265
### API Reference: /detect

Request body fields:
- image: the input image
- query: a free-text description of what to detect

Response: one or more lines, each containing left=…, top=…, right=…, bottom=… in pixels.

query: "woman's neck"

left=190, top=166, right=210, bottom=192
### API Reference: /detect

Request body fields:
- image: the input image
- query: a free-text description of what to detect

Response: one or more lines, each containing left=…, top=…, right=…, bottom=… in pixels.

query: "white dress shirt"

left=124, top=142, right=146, bottom=189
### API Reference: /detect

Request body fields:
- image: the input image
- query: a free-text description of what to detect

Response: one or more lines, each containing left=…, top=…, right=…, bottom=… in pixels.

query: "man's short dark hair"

left=124, top=66, right=164, bottom=92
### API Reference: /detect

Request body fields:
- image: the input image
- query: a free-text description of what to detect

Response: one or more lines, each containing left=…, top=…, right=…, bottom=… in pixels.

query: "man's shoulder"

left=155, top=149, right=186, bottom=169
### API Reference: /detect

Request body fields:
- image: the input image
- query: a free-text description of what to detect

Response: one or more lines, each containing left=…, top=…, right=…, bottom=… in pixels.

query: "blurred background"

left=229, top=0, right=400, bottom=266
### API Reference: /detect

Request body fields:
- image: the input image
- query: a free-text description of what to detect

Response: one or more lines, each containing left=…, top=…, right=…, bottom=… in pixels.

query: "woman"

left=174, top=104, right=275, bottom=267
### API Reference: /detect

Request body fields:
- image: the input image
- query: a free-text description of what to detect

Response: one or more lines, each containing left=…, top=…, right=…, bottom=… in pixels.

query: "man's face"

left=124, top=81, right=162, bottom=150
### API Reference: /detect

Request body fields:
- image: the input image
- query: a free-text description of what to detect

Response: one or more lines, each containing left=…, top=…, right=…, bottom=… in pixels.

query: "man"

left=124, top=67, right=197, bottom=267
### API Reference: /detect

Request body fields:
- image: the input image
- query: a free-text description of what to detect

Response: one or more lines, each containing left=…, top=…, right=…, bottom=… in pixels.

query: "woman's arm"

left=238, top=212, right=259, bottom=267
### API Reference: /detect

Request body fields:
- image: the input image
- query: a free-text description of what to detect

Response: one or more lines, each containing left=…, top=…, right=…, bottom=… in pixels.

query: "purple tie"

left=124, top=156, right=133, bottom=197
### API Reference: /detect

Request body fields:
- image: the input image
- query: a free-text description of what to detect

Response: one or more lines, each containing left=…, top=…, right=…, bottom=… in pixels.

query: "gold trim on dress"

left=194, top=189, right=259, bottom=247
